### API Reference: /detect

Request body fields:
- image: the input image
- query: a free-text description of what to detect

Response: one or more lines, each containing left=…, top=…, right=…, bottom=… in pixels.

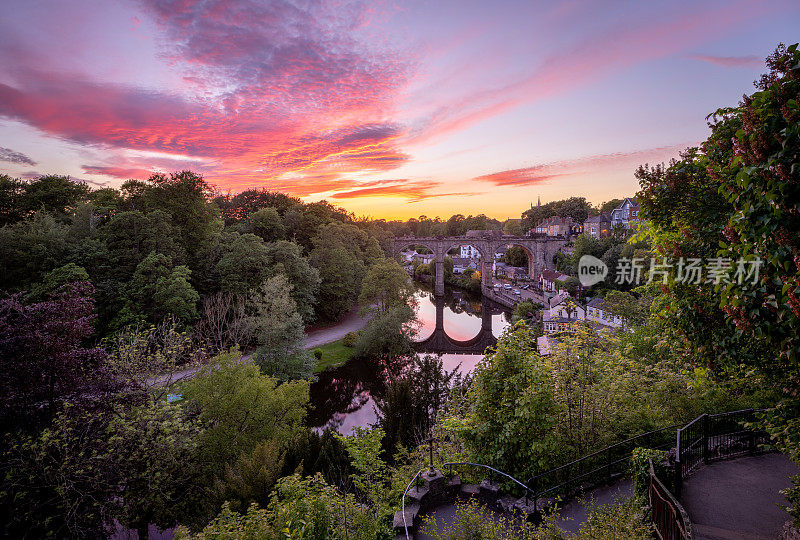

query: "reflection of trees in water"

left=373, top=354, right=460, bottom=455
left=306, top=353, right=412, bottom=431
left=414, top=280, right=483, bottom=316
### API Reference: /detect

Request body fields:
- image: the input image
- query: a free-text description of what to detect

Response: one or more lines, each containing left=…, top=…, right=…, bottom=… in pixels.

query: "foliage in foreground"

left=174, top=474, right=387, bottom=540
left=420, top=496, right=651, bottom=540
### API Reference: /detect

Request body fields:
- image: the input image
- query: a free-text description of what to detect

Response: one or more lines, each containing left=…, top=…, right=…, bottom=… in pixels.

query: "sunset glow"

left=1, top=0, right=798, bottom=219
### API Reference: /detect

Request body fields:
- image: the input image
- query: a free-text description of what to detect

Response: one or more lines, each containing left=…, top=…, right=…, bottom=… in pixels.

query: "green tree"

left=28, top=263, right=90, bottom=301
left=105, top=399, right=204, bottom=539
left=353, top=304, right=415, bottom=360
left=456, top=323, right=561, bottom=479
left=0, top=174, right=25, bottom=225
left=264, top=240, right=320, bottom=323
left=183, top=350, right=309, bottom=469
left=19, top=175, right=90, bottom=217
left=358, top=258, right=414, bottom=314
left=143, top=171, right=221, bottom=262
left=216, top=233, right=272, bottom=294
left=250, top=207, right=285, bottom=242
left=130, top=252, right=199, bottom=323
left=599, top=198, right=623, bottom=214
left=0, top=211, right=69, bottom=290
left=247, top=274, right=315, bottom=381
left=502, top=246, right=528, bottom=268
left=102, top=210, right=185, bottom=280
left=310, top=222, right=382, bottom=321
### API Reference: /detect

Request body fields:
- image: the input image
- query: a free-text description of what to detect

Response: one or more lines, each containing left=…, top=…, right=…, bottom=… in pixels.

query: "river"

left=306, top=283, right=512, bottom=434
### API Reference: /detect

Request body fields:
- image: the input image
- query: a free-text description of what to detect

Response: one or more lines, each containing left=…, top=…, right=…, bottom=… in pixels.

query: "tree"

left=353, top=304, right=416, bottom=361
left=0, top=211, right=69, bottom=290
left=196, top=291, right=251, bottom=354
left=0, top=174, right=25, bottom=225
left=143, top=171, right=221, bottom=262
left=102, top=210, right=185, bottom=280
left=358, top=258, right=414, bottom=314
left=104, top=318, right=204, bottom=393
left=247, top=275, right=315, bottom=381
left=503, top=219, right=524, bottom=236
left=264, top=240, right=320, bottom=323
left=175, top=474, right=384, bottom=540
left=502, top=246, right=528, bottom=268
left=105, top=399, right=204, bottom=539
left=458, top=323, right=560, bottom=480
left=521, top=196, right=593, bottom=229
left=122, top=252, right=199, bottom=326
left=183, top=350, right=309, bottom=469
left=19, top=175, right=90, bottom=217
left=310, top=222, right=382, bottom=321
left=599, top=198, right=623, bottom=214
left=216, top=233, right=272, bottom=294
left=28, top=263, right=90, bottom=301
left=0, top=282, right=111, bottom=428
left=250, top=207, right=285, bottom=242
left=1, top=405, right=115, bottom=538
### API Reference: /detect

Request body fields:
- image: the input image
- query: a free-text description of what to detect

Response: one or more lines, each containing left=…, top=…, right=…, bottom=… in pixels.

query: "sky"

left=1, top=0, right=798, bottom=220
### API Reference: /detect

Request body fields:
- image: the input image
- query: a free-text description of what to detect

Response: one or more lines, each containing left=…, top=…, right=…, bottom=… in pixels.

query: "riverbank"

left=312, top=338, right=355, bottom=372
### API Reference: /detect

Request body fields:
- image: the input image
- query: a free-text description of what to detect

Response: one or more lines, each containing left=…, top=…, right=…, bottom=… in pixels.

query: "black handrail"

left=673, top=408, right=768, bottom=496
left=399, top=462, right=533, bottom=539
left=525, top=423, right=680, bottom=509
left=649, top=459, right=693, bottom=540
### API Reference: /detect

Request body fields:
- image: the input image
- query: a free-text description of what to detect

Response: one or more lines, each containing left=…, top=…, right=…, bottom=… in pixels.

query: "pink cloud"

left=330, top=178, right=479, bottom=202
left=687, top=54, right=762, bottom=68
left=0, top=0, right=412, bottom=197
left=474, top=144, right=694, bottom=187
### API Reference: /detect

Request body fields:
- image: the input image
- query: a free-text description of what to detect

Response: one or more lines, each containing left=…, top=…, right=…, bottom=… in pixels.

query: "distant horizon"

left=2, top=0, right=798, bottom=219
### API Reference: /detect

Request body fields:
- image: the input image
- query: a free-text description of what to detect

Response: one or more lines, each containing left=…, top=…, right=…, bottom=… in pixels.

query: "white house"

left=460, top=245, right=481, bottom=260
left=610, top=198, right=640, bottom=229
left=541, top=294, right=627, bottom=335
left=452, top=257, right=477, bottom=274
left=586, top=297, right=625, bottom=328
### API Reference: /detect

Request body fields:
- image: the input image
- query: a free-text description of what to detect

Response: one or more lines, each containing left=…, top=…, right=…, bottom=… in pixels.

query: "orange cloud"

left=330, top=179, right=479, bottom=202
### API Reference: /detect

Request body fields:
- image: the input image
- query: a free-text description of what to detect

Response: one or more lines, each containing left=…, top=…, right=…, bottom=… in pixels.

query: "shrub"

left=342, top=331, right=358, bottom=348
left=313, top=348, right=323, bottom=360
left=630, top=447, right=667, bottom=499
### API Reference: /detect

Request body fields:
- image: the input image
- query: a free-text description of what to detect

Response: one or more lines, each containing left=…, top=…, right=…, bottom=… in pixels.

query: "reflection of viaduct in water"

left=414, top=294, right=505, bottom=355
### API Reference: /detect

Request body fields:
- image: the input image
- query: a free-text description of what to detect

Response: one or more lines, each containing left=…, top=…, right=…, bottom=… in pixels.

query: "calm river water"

left=306, top=284, right=512, bottom=434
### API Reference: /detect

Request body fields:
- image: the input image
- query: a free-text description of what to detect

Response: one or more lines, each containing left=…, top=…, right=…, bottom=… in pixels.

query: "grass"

left=310, top=338, right=355, bottom=373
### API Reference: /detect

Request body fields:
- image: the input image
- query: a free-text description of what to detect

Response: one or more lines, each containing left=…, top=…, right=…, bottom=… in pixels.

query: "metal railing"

left=400, top=462, right=533, bottom=539
left=674, top=408, right=768, bottom=496
left=525, top=424, right=679, bottom=510
left=649, top=459, right=693, bottom=540
left=398, top=409, right=769, bottom=538
left=400, top=469, right=423, bottom=539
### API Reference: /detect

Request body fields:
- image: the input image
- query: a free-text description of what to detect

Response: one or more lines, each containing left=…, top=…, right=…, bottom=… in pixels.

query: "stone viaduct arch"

left=392, top=235, right=567, bottom=296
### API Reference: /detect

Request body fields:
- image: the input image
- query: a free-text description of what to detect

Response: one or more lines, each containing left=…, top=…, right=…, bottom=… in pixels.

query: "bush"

left=342, top=331, right=358, bottom=347
left=630, top=447, right=667, bottom=499
left=313, top=348, right=323, bottom=360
